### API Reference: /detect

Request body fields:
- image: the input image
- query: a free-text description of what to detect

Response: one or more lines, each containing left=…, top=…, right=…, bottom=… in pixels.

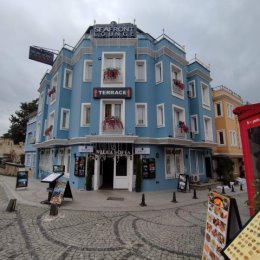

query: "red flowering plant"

left=48, top=87, right=56, bottom=97
left=173, top=79, right=184, bottom=90
left=178, top=121, right=189, bottom=133
left=102, top=117, right=123, bottom=130
left=103, top=68, right=120, bottom=80
left=44, top=125, right=53, bottom=136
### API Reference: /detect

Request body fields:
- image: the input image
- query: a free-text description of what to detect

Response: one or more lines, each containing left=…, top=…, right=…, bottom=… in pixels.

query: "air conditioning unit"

left=191, top=174, right=200, bottom=183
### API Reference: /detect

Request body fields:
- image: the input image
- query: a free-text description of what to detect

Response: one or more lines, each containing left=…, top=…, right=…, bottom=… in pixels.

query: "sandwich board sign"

left=202, top=191, right=242, bottom=260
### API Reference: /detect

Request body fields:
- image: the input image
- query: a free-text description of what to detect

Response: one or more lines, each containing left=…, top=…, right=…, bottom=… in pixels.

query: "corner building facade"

left=30, top=22, right=216, bottom=191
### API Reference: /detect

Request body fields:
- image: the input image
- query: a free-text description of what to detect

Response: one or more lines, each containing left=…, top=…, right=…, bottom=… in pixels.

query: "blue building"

left=26, top=21, right=216, bottom=191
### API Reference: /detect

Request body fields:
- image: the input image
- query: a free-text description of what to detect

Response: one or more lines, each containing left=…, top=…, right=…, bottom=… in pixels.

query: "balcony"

left=103, top=68, right=123, bottom=84
left=102, top=117, right=124, bottom=134
left=172, top=79, right=184, bottom=96
left=174, top=121, right=189, bottom=138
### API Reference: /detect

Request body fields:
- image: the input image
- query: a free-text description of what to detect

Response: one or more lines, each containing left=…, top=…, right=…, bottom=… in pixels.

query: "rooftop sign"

left=93, top=22, right=137, bottom=38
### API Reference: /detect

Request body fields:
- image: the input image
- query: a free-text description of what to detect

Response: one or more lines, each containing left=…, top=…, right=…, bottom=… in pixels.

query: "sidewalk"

left=0, top=174, right=249, bottom=212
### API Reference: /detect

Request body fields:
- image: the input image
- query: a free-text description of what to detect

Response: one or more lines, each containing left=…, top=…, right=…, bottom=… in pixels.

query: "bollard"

left=193, top=189, right=198, bottom=199
left=50, top=204, right=58, bottom=216
left=171, top=191, right=178, bottom=203
left=221, top=186, right=226, bottom=194
left=240, top=183, right=243, bottom=191
left=6, top=199, right=17, bottom=212
left=231, top=185, right=235, bottom=192
left=140, top=193, right=147, bottom=207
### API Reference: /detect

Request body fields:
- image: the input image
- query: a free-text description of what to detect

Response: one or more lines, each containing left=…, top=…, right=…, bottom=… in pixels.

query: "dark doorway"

left=205, top=157, right=212, bottom=178
left=101, top=157, right=114, bottom=189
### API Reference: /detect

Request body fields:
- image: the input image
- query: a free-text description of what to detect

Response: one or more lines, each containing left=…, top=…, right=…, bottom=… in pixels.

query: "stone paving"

left=0, top=182, right=250, bottom=260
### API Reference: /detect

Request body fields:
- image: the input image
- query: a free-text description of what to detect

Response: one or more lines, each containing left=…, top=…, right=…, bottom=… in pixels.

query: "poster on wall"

left=53, top=165, right=65, bottom=173
left=222, top=210, right=260, bottom=260
left=177, top=174, right=189, bottom=192
left=202, top=192, right=242, bottom=260
left=74, top=156, right=86, bottom=177
left=142, top=158, right=156, bottom=179
left=16, top=170, right=28, bottom=188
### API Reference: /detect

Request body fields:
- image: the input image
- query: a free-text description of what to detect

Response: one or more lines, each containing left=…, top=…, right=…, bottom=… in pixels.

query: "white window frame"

left=60, top=108, right=70, bottom=130
left=217, top=129, right=226, bottom=145
left=171, top=63, right=184, bottom=99
left=157, top=103, right=165, bottom=128
left=135, top=60, right=147, bottom=82
left=35, top=122, right=41, bottom=143
left=50, top=73, right=58, bottom=105
left=83, top=60, right=93, bottom=82
left=37, top=93, right=44, bottom=115
left=214, top=101, right=223, bottom=117
left=25, top=153, right=31, bottom=167
left=203, top=115, right=213, bottom=141
left=165, top=148, right=183, bottom=179
left=63, top=68, right=73, bottom=89
left=155, top=61, right=163, bottom=84
left=188, top=80, right=196, bottom=98
left=201, top=82, right=210, bottom=109
left=81, top=103, right=91, bottom=127
left=64, top=147, right=71, bottom=178
left=190, top=114, right=199, bottom=134
left=135, top=103, right=147, bottom=127
left=100, top=99, right=125, bottom=135
left=46, top=111, right=55, bottom=140
left=101, top=52, right=125, bottom=87
left=230, top=130, right=237, bottom=147
left=227, top=103, right=235, bottom=119
left=173, top=105, right=186, bottom=137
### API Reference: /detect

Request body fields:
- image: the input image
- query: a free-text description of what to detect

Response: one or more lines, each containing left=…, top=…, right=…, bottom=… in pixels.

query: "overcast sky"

left=0, top=0, right=259, bottom=136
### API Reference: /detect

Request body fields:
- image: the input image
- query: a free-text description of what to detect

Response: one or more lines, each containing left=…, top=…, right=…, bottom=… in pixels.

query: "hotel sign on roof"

left=93, top=22, right=137, bottom=38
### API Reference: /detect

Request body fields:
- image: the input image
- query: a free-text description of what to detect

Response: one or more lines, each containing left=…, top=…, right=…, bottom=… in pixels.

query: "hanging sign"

left=202, top=192, right=242, bottom=260
left=93, top=87, right=131, bottom=99
left=29, top=46, right=54, bottom=65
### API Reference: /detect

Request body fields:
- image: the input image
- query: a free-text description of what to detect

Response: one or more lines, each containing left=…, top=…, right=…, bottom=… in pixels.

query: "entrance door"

left=102, top=157, right=114, bottom=189
left=114, top=156, right=128, bottom=189
left=205, top=157, right=212, bottom=178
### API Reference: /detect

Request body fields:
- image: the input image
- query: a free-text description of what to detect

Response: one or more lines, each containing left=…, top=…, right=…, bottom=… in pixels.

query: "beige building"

left=212, top=85, right=244, bottom=177
left=0, top=138, right=24, bottom=163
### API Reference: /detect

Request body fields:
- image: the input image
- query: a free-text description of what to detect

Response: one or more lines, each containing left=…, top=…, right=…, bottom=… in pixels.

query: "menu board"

left=41, top=173, right=63, bottom=183
left=202, top=192, right=242, bottom=260
left=177, top=174, right=189, bottom=192
left=142, top=158, right=156, bottom=179
left=222, top=211, right=260, bottom=260
left=74, top=156, right=86, bottom=177
left=53, top=165, right=65, bottom=173
left=16, top=170, right=28, bottom=188
left=50, top=181, right=66, bottom=205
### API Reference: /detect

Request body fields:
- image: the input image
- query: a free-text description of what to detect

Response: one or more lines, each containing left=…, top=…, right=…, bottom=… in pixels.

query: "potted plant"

left=178, top=121, right=189, bottom=133
left=86, top=157, right=94, bottom=191
left=135, top=158, right=142, bottom=192
left=173, top=79, right=184, bottom=90
left=215, top=156, right=235, bottom=185
left=103, top=67, right=120, bottom=80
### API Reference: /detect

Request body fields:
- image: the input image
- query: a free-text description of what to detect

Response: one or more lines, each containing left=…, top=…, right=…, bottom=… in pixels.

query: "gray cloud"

left=0, top=0, right=259, bottom=135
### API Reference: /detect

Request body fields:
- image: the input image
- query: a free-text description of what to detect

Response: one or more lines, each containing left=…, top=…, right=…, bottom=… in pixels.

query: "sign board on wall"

left=142, top=158, right=156, bottom=179
left=135, top=147, right=150, bottom=155
left=78, top=145, right=94, bottom=153
left=93, top=22, right=137, bottom=38
left=74, top=156, right=86, bottom=177
left=29, top=46, right=54, bottom=65
left=202, top=192, right=242, bottom=260
left=93, top=87, right=131, bottom=99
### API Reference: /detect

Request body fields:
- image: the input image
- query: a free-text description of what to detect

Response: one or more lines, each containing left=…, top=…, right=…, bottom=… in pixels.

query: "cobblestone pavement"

left=0, top=185, right=250, bottom=260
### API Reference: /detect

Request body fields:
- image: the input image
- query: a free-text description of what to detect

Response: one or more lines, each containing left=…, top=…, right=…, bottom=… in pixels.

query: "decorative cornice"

left=38, top=79, right=50, bottom=93
left=91, top=38, right=138, bottom=46
left=187, top=68, right=212, bottom=82
left=191, top=141, right=217, bottom=148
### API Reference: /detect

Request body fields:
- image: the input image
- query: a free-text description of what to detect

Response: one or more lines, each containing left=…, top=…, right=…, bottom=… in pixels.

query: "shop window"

left=157, top=103, right=165, bottom=127
left=135, top=60, right=146, bottom=82
left=83, top=60, right=93, bottom=82
left=155, top=61, right=163, bottom=84
left=81, top=103, right=91, bottom=127
left=135, top=103, right=147, bottom=127
left=63, top=69, right=72, bottom=89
